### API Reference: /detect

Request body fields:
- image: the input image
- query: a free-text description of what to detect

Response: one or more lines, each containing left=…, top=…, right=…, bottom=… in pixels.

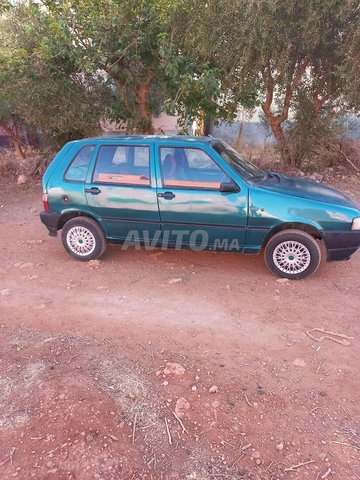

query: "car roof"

left=73, top=134, right=216, bottom=145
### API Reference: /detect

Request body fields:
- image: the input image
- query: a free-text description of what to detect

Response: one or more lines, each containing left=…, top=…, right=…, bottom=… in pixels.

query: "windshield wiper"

left=249, top=173, right=266, bottom=181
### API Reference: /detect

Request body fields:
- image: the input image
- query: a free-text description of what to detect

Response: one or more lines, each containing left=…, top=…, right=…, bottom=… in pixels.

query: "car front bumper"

left=323, top=230, right=360, bottom=261
left=40, top=211, right=62, bottom=237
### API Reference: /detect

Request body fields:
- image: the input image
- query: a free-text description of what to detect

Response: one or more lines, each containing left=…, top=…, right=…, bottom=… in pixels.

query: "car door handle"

left=157, top=191, right=175, bottom=200
left=85, top=187, right=101, bottom=195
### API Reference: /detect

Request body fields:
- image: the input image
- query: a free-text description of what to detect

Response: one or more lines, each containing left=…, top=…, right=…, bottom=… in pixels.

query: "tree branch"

left=312, top=73, right=329, bottom=115
left=261, top=68, right=274, bottom=119
left=276, top=58, right=308, bottom=123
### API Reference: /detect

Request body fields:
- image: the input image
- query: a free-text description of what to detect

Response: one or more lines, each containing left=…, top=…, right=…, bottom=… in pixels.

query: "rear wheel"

left=264, top=229, right=321, bottom=279
left=61, top=217, right=107, bottom=261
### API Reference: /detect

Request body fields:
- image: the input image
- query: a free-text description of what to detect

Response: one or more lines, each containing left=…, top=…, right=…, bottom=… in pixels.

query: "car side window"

left=160, top=147, right=230, bottom=189
left=64, top=145, right=95, bottom=182
left=93, top=145, right=150, bottom=186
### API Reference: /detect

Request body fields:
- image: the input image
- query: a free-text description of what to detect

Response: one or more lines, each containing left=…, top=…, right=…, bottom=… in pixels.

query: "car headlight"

left=352, top=217, right=360, bottom=230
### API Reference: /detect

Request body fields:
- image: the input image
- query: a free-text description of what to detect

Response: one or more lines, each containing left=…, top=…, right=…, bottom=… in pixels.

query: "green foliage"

left=342, top=14, right=360, bottom=110
left=0, top=0, right=359, bottom=166
left=158, top=26, right=260, bottom=127
left=0, top=0, right=173, bottom=147
left=163, top=0, right=359, bottom=164
left=0, top=2, right=107, bottom=146
left=285, top=93, right=346, bottom=169
left=41, top=0, right=171, bottom=131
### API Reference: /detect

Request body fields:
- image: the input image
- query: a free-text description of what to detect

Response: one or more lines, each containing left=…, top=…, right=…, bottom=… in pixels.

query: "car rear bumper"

left=323, top=230, right=360, bottom=261
left=40, top=211, right=61, bottom=237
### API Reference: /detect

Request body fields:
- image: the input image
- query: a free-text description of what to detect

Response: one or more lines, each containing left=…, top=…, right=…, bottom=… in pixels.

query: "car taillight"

left=42, top=193, right=50, bottom=212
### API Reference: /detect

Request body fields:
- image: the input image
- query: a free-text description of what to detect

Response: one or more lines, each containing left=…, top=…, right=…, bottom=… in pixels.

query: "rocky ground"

left=0, top=176, right=360, bottom=480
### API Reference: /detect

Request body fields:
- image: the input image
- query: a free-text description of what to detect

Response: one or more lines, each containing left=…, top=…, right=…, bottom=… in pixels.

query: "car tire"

left=61, top=216, right=107, bottom=261
left=264, top=229, right=321, bottom=280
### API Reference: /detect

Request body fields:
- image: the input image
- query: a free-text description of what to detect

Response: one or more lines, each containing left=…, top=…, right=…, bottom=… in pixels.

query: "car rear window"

left=93, top=145, right=150, bottom=186
left=64, top=145, right=95, bottom=182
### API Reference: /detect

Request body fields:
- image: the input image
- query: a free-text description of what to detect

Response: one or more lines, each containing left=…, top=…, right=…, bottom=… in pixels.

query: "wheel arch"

left=58, top=210, right=106, bottom=233
left=262, top=222, right=323, bottom=248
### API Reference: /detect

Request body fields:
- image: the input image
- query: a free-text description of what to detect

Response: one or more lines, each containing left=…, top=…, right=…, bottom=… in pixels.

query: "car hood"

left=250, top=172, right=358, bottom=209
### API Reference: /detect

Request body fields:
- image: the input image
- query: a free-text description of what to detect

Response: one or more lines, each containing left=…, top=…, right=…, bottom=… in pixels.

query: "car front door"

left=155, top=144, right=248, bottom=251
left=85, top=143, right=160, bottom=241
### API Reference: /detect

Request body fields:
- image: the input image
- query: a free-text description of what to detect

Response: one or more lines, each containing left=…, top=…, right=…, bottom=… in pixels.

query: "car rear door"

left=85, top=142, right=161, bottom=241
left=155, top=143, right=248, bottom=251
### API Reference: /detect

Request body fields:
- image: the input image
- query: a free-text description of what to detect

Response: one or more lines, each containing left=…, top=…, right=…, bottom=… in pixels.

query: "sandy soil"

left=0, top=178, right=360, bottom=480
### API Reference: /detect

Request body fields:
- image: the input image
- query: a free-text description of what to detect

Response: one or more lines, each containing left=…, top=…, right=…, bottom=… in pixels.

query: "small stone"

left=0, top=289, right=10, bottom=295
left=163, top=362, right=186, bottom=376
left=191, top=385, right=197, bottom=391
left=175, top=397, right=190, bottom=419
left=209, top=385, right=219, bottom=394
left=253, top=451, right=261, bottom=460
left=168, top=278, right=183, bottom=284
left=276, top=442, right=284, bottom=451
left=88, top=260, right=102, bottom=269
left=17, top=174, right=28, bottom=185
left=162, top=380, right=169, bottom=386
left=276, top=278, right=289, bottom=284
left=86, top=433, right=94, bottom=443
left=20, top=262, right=34, bottom=268
left=309, top=172, right=324, bottom=183
left=149, top=252, right=164, bottom=260
left=225, top=284, right=231, bottom=290
left=293, top=358, right=307, bottom=367
left=109, top=434, right=119, bottom=442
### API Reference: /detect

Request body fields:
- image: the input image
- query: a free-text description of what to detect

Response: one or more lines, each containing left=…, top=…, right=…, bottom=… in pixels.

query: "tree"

left=41, top=0, right=172, bottom=133
left=343, top=12, right=360, bottom=110
left=164, top=0, right=359, bottom=165
left=158, top=1, right=259, bottom=131
left=0, top=2, right=109, bottom=152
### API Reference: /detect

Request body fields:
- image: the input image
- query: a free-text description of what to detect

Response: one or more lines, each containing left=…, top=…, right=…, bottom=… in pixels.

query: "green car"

left=40, top=135, right=360, bottom=279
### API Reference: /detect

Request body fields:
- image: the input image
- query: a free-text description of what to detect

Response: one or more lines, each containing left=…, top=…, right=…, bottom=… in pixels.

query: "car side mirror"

left=220, top=181, right=240, bottom=193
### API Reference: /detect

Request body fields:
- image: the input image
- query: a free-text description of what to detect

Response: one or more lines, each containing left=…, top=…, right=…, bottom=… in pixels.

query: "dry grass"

left=0, top=360, right=46, bottom=431
left=89, top=355, right=164, bottom=445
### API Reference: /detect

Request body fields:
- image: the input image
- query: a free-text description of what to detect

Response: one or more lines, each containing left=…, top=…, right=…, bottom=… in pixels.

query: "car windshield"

left=212, top=141, right=265, bottom=180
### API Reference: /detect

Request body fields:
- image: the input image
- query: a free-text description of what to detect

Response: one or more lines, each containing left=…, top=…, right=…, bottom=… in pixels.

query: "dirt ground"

left=0, top=177, right=360, bottom=480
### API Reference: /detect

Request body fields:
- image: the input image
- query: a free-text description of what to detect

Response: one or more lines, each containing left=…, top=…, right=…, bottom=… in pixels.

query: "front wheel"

left=264, top=229, right=321, bottom=280
left=61, top=217, right=107, bottom=261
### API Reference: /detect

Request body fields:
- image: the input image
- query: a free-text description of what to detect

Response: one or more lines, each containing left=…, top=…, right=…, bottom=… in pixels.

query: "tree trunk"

left=262, top=108, right=292, bottom=164
left=0, top=121, right=26, bottom=159
left=235, top=121, right=243, bottom=149
left=135, top=81, right=154, bottom=133
left=260, top=59, right=309, bottom=165
left=13, top=138, right=25, bottom=159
